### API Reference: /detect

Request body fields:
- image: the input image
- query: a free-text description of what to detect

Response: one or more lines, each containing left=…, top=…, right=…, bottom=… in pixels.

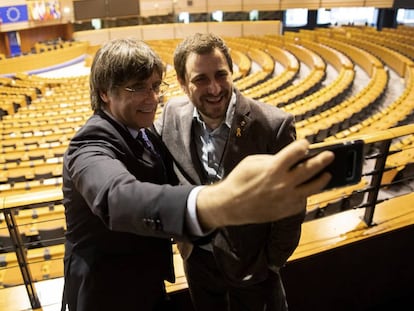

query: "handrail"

left=305, top=123, right=414, bottom=224
left=311, top=123, right=414, bottom=147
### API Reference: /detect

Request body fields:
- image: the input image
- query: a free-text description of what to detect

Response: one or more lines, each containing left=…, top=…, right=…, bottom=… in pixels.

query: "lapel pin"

left=236, top=120, right=246, bottom=137
left=236, top=128, right=242, bottom=137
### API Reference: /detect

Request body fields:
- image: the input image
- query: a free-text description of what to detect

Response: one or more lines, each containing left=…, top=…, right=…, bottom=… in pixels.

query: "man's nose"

left=207, top=80, right=221, bottom=95
left=148, top=89, right=160, bottom=103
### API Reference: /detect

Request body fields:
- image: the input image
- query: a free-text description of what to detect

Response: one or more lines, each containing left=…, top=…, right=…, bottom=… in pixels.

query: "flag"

left=0, top=5, right=29, bottom=24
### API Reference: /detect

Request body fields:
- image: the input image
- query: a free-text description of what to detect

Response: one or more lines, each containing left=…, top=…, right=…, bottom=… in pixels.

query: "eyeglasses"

left=124, top=81, right=169, bottom=97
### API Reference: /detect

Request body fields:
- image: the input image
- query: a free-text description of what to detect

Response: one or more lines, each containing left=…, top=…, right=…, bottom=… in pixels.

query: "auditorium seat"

left=0, top=244, right=65, bottom=287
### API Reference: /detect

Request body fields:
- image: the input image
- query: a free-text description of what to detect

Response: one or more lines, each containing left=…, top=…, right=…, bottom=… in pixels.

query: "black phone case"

left=306, top=140, right=364, bottom=190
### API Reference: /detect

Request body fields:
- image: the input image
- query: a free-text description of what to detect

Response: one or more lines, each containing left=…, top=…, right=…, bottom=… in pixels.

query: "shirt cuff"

left=186, top=185, right=208, bottom=236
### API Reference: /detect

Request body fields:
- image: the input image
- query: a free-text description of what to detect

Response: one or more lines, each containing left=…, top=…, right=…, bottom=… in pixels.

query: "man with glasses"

left=62, top=38, right=333, bottom=311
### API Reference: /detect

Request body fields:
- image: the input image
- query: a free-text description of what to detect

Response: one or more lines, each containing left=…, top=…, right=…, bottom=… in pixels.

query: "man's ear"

left=100, top=91, right=109, bottom=103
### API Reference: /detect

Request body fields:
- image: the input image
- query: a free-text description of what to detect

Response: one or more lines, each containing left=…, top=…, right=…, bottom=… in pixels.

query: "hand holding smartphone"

left=299, top=140, right=364, bottom=190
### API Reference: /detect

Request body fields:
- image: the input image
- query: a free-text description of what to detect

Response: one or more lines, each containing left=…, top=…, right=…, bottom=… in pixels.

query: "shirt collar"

left=193, top=91, right=236, bottom=129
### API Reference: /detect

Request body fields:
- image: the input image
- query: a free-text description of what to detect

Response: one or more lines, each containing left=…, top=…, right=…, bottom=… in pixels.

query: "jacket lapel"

left=163, top=104, right=203, bottom=184
left=212, top=96, right=273, bottom=285
left=222, top=94, right=253, bottom=172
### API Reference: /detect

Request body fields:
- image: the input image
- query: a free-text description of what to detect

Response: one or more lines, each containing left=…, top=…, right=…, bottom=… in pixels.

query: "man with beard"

left=155, top=33, right=306, bottom=311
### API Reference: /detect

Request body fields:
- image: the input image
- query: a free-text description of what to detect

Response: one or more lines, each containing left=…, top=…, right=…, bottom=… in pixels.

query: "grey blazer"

left=154, top=89, right=305, bottom=286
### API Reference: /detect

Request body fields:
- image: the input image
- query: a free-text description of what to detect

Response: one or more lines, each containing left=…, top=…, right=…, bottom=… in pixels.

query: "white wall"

left=73, top=20, right=281, bottom=46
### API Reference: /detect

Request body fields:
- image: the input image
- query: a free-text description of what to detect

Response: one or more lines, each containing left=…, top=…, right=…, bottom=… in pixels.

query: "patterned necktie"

left=137, top=129, right=158, bottom=157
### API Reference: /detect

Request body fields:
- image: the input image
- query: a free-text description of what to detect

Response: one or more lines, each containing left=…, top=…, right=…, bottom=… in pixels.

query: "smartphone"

left=300, top=139, right=364, bottom=190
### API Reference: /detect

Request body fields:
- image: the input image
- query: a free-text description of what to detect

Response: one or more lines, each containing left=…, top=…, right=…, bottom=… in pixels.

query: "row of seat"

left=0, top=204, right=66, bottom=238
left=0, top=177, right=63, bottom=198
left=342, top=27, right=414, bottom=72
left=230, top=37, right=300, bottom=99
left=284, top=67, right=355, bottom=122
left=0, top=162, right=62, bottom=184
left=0, top=226, right=65, bottom=253
left=0, top=244, right=64, bottom=287
left=292, top=32, right=389, bottom=142
left=259, top=39, right=327, bottom=107
left=255, top=36, right=353, bottom=121
left=0, top=133, right=72, bottom=153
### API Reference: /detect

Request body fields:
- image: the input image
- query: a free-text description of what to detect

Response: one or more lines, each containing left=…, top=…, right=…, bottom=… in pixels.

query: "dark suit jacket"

left=62, top=110, right=196, bottom=310
left=154, top=89, right=305, bottom=286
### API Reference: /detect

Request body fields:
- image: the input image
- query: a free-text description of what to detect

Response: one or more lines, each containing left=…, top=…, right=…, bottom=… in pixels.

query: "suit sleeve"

left=64, top=135, right=195, bottom=242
